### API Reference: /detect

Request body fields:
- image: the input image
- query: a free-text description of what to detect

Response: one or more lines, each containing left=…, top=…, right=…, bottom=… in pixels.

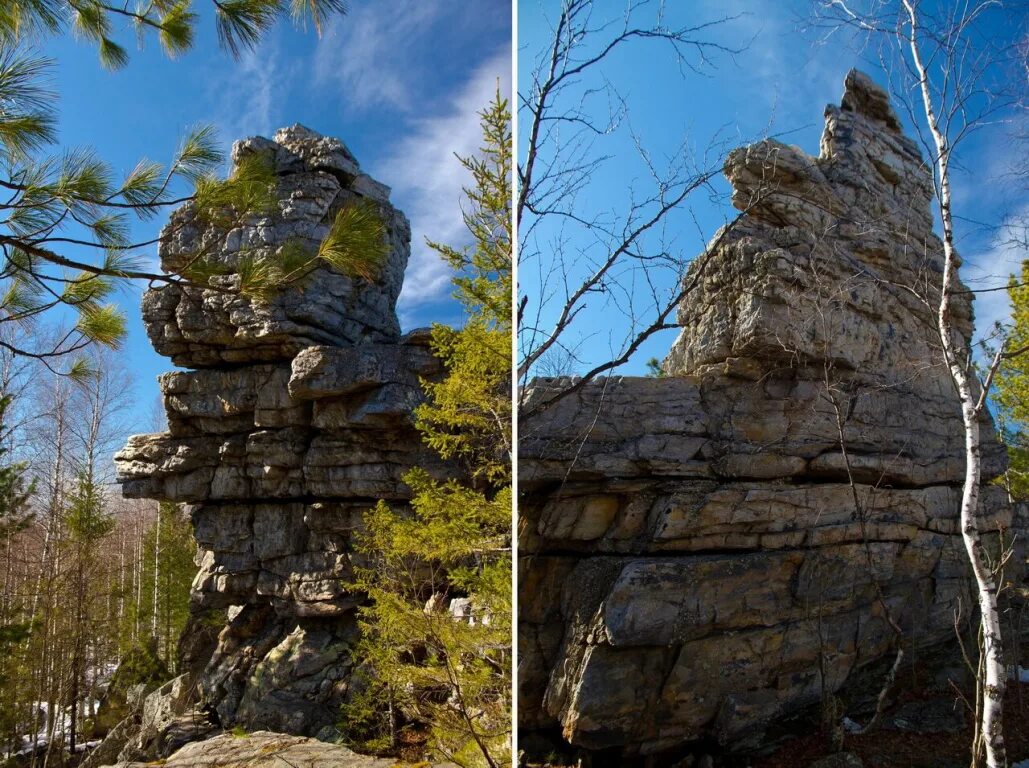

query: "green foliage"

left=0, top=48, right=56, bottom=156
left=317, top=200, right=390, bottom=281
left=74, top=304, right=128, bottom=349
left=992, top=261, right=1029, bottom=499
left=0, top=394, right=33, bottom=540
left=341, top=91, right=512, bottom=768
left=95, top=638, right=170, bottom=733
left=182, top=161, right=388, bottom=301
left=67, top=471, right=116, bottom=543
left=122, top=503, right=195, bottom=666
left=0, top=0, right=346, bottom=68
left=192, top=151, right=275, bottom=224
left=0, top=393, right=33, bottom=741
left=416, top=321, right=510, bottom=486
left=416, top=89, right=512, bottom=486
left=426, top=87, right=512, bottom=330
left=645, top=357, right=665, bottom=377
left=346, top=478, right=512, bottom=767
left=0, top=1, right=347, bottom=369
left=0, top=53, right=227, bottom=361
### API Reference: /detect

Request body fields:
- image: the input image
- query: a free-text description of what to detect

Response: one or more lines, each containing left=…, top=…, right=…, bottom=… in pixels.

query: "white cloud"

left=966, top=204, right=1029, bottom=343
left=373, top=44, right=512, bottom=309
left=313, top=0, right=444, bottom=112
left=209, top=38, right=284, bottom=148
left=695, top=0, right=850, bottom=141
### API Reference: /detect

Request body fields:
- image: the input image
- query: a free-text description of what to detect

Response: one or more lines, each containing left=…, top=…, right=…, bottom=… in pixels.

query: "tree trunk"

left=899, top=3, right=1009, bottom=763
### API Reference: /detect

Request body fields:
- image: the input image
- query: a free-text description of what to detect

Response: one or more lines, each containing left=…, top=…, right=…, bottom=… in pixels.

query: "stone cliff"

left=114, top=126, right=454, bottom=741
left=518, top=70, right=1027, bottom=758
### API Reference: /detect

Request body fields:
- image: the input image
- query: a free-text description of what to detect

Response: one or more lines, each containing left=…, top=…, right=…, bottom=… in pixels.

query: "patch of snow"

left=1008, top=665, right=1029, bottom=683
left=842, top=716, right=862, bottom=733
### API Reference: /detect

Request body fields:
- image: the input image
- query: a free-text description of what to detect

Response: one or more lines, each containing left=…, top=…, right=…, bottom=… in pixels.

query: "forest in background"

left=0, top=332, right=194, bottom=763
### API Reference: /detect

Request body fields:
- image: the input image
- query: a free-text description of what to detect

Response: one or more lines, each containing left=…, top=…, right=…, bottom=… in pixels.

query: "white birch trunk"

left=900, top=3, right=1007, bottom=764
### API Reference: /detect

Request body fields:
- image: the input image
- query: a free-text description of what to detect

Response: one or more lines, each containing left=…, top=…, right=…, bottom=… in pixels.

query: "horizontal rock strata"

left=115, top=126, right=456, bottom=741
left=518, top=70, right=1027, bottom=757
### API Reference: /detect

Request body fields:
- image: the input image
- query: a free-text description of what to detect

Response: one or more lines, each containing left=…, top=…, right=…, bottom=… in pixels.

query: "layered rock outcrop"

left=115, top=126, right=453, bottom=740
left=518, top=70, right=1027, bottom=758
left=108, top=730, right=411, bottom=768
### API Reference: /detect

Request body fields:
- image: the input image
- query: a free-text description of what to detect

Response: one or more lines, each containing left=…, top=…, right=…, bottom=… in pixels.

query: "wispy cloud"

left=313, top=0, right=444, bottom=112
left=695, top=0, right=850, bottom=141
left=966, top=204, right=1029, bottom=343
left=207, top=36, right=285, bottom=150
left=371, top=44, right=511, bottom=310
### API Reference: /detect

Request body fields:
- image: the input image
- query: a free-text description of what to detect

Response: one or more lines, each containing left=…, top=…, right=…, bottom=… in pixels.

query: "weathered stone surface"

left=518, top=70, right=1028, bottom=758
left=143, top=125, right=410, bottom=368
left=103, top=730, right=417, bottom=767
left=111, top=127, right=461, bottom=745
left=94, top=640, right=168, bottom=737
left=809, top=754, right=864, bottom=768
left=102, top=674, right=214, bottom=765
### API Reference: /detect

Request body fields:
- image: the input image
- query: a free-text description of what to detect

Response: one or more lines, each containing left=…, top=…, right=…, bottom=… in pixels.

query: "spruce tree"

left=992, top=261, right=1029, bottom=499
left=0, top=392, right=33, bottom=752
left=343, top=90, right=512, bottom=768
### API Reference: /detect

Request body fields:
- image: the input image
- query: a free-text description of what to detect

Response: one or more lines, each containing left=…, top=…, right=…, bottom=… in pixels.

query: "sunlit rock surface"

left=517, top=70, right=1027, bottom=757
left=115, top=127, right=457, bottom=746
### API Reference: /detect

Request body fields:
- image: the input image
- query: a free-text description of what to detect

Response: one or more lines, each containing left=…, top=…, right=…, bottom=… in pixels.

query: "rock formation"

left=518, top=70, right=1027, bottom=758
left=106, top=730, right=413, bottom=768
left=113, top=126, right=454, bottom=748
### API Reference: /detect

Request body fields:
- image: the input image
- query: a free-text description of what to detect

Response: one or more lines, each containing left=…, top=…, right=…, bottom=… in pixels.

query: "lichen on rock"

left=110, top=126, right=459, bottom=760
left=517, top=70, right=1028, bottom=757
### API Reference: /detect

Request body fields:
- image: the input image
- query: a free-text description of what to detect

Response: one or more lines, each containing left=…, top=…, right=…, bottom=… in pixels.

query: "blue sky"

left=41, top=0, right=511, bottom=432
left=518, top=0, right=1027, bottom=378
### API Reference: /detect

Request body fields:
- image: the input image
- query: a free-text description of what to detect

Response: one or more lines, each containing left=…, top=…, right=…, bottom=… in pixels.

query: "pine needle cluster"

left=0, top=0, right=378, bottom=375
left=342, top=90, right=512, bottom=768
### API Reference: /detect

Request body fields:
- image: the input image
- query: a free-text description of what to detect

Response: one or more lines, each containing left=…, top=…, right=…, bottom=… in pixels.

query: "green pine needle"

left=1, top=275, right=44, bottom=319
left=120, top=159, right=164, bottom=208
left=158, top=0, right=196, bottom=56
left=174, top=125, right=223, bottom=183
left=0, top=49, right=57, bottom=156
left=289, top=0, right=346, bottom=34
left=89, top=213, right=130, bottom=247
left=98, top=37, right=129, bottom=69
left=102, top=250, right=144, bottom=277
left=317, top=200, right=388, bottom=281
left=214, top=0, right=282, bottom=58
left=193, top=151, right=276, bottom=224
left=71, top=1, right=110, bottom=42
left=65, top=356, right=96, bottom=383
left=74, top=302, right=126, bottom=348
left=179, top=255, right=228, bottom=285
left=274, top=238, right=318, bottom=281
left=62, top=271, right=115, bottom=307
left=234, top=252, right=277, bottom=301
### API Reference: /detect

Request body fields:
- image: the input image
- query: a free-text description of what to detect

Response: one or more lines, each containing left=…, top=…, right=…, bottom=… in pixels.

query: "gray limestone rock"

left=517, top=70, right=1028, bottom=758
left=110, top=127, right=464, bottom=746
left=101, top=730, right=422, bottom=767
left=143, top=126, right=410, bottom=368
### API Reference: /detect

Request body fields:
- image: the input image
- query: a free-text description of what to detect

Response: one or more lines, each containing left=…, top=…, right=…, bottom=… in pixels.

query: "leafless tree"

left=517, top=0, right=752, bottom=420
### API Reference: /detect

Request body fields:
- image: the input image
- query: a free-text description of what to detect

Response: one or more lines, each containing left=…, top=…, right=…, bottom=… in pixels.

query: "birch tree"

left=814, top=3, right=1027, bottom=765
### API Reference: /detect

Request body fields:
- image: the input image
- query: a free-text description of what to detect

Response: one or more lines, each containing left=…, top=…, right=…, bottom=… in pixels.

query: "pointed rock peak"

left=840, top=68, right=902, bottom=131
left=273, top=124, right=361, bottom=175
left=274, top=123, right=325, bottom=142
